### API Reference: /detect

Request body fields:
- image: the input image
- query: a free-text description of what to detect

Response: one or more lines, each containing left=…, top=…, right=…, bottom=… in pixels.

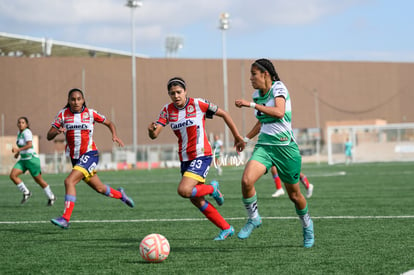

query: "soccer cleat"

left=118, top=187, right=135, bottom=208
left=210, top=180, right=224, bottom=206
left=271, top=188, right=285, bottom=198
left=237, top=215, right=262, bottom=239
left=306, top=184, right=314, bottom=198
left=47, top=196, right=57, bottom=206
left=21, top=192, right=32, bottom=204
left=214, top=225, right=235, bottom=241
left=51, top=217, right=69, bottom=229
left=303, top=219, right=315, bottom=248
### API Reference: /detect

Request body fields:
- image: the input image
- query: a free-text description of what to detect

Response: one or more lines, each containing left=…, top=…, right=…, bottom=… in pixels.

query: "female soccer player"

left=235, top=58, right=315, bottom=248
left=148, top=77, right=244, bottom=240
left=10, top=117, right=56, bottom=205
left=47, top=88, right=134, bottom=229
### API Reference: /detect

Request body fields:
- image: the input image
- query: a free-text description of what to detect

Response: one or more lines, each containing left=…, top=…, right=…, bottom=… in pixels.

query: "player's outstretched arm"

left=246, top=121, right=261, bottom=140
left=103, top=119, right=124, bottom=147
left=47, top=126, right=65, bottom=141
left=214, top=108, right=245, bottom=152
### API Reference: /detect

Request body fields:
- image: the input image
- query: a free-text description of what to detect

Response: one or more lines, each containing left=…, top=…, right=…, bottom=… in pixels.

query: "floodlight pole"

left=219, top=12, right=230, bottom=155
left=126, top=0, right=142, bottom=162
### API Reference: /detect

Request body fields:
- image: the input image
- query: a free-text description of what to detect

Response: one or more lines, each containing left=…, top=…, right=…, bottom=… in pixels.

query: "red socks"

left=62, top=201, right=75, bottom=221
left=191, top=184, right=214, bottom=197
left=273, top=174, right=282, bottom=190
left=61, top=186, right=122, bottom=222
left=200, top=202, right=230, bottom=230
left=105, top=186, right=122, bottom=199
left=300, top=175, right=310, bottom=189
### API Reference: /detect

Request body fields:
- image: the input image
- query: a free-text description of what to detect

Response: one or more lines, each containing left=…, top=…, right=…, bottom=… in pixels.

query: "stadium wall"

left=0, top=57, right=413, bottom=156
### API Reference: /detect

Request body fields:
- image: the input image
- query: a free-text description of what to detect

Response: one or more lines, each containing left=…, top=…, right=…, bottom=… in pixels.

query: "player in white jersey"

left=148, top=77, right=244, bottom=240
left=235, top=58, right=314, bottom=248
left=9, top=117, right=56, bottom=205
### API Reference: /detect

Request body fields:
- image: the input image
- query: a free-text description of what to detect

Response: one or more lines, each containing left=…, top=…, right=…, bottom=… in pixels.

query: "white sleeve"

left=23, top=129, right=33, bottom=142
left=272, top=81, right=288, bottom=99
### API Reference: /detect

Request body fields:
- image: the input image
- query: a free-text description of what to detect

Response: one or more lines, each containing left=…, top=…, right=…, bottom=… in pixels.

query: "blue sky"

left=0, top=0, right=413, bottom=62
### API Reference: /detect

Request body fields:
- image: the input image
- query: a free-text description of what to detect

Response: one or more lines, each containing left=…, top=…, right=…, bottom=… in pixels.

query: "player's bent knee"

left=64, top=178, right=78, bottom=188
left=241, top=176, right=255, bottom=189
left=177, top=188, right=191, bottom=198
left=96, top=187, right=107, bottom=194
left=288, top=191, right=303, bottom=203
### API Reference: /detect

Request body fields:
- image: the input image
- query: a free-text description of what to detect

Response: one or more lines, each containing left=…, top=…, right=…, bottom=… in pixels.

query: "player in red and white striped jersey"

left=148, top=77, right=244, bottom=240
left=47, top=88, right=135, bottom=229
left=51, top=101, right=104, bottom=159
left=156, top=97, right=213, bottom=162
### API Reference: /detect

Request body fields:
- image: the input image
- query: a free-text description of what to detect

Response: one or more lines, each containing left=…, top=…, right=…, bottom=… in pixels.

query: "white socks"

left=43, top=185, right=55, bottom=199
left=242, top=193, right=259, bottom=219
left=299, top=212, right=311, bottom=228
left=17, top=182, right=55, bottom=199
left=17, top=182, right=30, bottom=194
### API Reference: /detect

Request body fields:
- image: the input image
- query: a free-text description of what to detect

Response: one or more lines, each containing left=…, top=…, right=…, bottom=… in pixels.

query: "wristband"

left=249, top=102, right=256, bottom=108
left=243, top=137, right=250, bottom=143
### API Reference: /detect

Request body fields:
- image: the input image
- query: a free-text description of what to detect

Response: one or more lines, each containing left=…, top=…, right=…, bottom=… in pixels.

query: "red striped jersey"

left=156, top=98, right=218, bottom=162
left=51, top=106, right=106, bottom=159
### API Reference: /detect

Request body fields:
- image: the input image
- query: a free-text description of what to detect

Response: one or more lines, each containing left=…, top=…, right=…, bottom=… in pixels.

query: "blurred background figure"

left=271, top=166, right=314, bottom=198
left=345, top=137, right=353, bottom=165
left=212, top=134, right=223, bottom=176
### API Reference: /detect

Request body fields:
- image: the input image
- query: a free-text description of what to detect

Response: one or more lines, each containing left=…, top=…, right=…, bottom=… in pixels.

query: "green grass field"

left=1, top=162, right=413, bottom=274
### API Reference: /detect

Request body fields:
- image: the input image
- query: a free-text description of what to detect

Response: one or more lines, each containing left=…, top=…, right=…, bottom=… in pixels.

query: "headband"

left=253, top=62, right=268, bottom=73
left=167, top=78, right=186, bottom=89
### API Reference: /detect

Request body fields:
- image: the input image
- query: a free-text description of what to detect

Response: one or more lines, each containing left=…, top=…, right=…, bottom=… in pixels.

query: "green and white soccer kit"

left=13, top=128, right=42, bottom=177
left=213, top=139, right=223, bottom=158
left=249, top=81, right=302, bottom=184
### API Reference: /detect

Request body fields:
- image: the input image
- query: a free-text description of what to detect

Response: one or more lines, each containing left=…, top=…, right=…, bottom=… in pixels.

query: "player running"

left=47, top=88, right=134, bottom=229
left=148, top=77, right=244, bottom=240
left=235, top=58, right=314, bottom=248
left=10, top=116, right=56, bottom=206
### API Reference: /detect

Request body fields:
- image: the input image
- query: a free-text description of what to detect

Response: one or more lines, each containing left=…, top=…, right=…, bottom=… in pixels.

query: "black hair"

left=252, top=58, right=280, bottom=81
left=167, top=77, right=186, bottom=91
left=17, top=116, right=30, bottom=129
left=65, top=88, right=87, bottom=108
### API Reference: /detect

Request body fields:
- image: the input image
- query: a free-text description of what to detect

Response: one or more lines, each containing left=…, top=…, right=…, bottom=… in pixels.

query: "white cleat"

left=306, top=184, right=314, bottom=198
left=271, top=188, right=285, bottom=198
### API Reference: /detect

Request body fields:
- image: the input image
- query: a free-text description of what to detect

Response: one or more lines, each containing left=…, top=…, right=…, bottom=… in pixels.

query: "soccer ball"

left=139, top=233, right=170, bottom=263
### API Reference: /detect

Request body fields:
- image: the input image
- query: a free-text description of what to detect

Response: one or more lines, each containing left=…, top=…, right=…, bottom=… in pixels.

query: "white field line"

left=310, top=171, right=347, bottom=177
left=1, top=215, right=414, bottom=224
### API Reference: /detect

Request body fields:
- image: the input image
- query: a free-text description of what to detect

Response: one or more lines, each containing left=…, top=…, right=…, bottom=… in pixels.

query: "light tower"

left=219, top=12, right=230, bottom=154
left=165, top=35, right=184, bottom=58
left=125, top=0, right=143, bottom=161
